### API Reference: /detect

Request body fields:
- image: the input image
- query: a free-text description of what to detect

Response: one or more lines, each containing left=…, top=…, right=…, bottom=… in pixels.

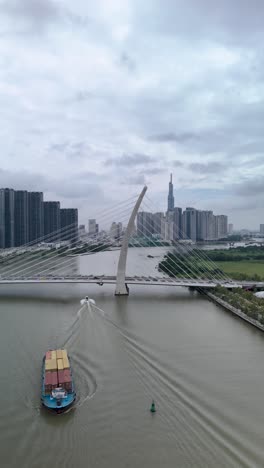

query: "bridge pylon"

left=115, top=186, right=147, bottom=296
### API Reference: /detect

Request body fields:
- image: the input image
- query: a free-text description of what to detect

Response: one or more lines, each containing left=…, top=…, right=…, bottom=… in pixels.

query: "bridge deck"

left=0, top=275, right=262, bottom=289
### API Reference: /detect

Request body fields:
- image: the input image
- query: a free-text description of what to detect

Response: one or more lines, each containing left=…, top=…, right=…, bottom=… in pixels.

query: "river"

left=1, top=247, right=264, bottom=467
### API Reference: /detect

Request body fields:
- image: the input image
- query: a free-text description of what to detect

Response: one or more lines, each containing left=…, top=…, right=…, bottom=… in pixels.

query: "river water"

left=1, top=247, right=264, bottom=467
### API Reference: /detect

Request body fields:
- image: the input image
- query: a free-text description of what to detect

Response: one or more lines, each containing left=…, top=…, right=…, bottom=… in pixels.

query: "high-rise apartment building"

left=173, top=207, right=182, bottom=240
left=44, top=201, right=61, bottom=242
left=137, top=212, right=154, bottom=237
left=215, top=215, right=228, bottom=239
left=164, top=220, right=174, bottom=241
left=110, top=222, right=123, bottom=239
left=228, top=223, right=234, bottom=235
left=182, top=207, right=197, bottom=241
left=197, top=210, right=214, bottom=241
left=60, top=208, right=78, bottom=243
left=14, top=190, right=29, bottom=247
left=88, top=219, right=97, bottom=236
left=0, top=188, right=15, bottom=248
left=153, top=212, right=165, bottom=236
left=28, top=192, right=44, bottom=243
left=260, top=224, right=264, bottom=235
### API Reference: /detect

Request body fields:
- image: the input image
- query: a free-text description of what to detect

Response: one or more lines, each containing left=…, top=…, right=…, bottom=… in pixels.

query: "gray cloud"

left=105, top=153, right=156, bottom=167
left=188, top=162, right=227, bottom=174
left=235, top=176, right=264, bottom=197
left=143, top=168, right=167, bottom=175
left=0, top=0, right=60, bottom=26
left=73, top=91, right=94, bottom=102
left=1, top=0, right=264, bottom=228
left=137, top=0, right=264, bottom=45
left=173, top=160, right=184, bottom=167
left=119, top=52, right=136, bottom=72
left=0, top=168, right=103, bottom=201
left=122, top=174, right=146, bottom=186
left=149, top=132, right=199, bottom=143
left=49, top=142, right=69, bottom=152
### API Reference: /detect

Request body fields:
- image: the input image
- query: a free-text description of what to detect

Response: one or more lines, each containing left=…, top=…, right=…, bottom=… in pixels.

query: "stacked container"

left=44, top=349, right=72, bottom=395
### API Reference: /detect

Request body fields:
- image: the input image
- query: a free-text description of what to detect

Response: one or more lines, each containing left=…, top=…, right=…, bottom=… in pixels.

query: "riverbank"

left=215, top=261, right=264, bottom=280
left=205, top=291, right=264, bottom=332
left=159, top=246, right=264, bottom=282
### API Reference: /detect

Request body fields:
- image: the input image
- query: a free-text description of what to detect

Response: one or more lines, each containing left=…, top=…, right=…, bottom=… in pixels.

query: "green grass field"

left=216, top=261, right=264, bottom=276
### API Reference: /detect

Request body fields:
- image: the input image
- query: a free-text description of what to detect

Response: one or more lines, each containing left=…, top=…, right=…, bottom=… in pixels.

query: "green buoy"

left=150, top=400, right=156, bottom=413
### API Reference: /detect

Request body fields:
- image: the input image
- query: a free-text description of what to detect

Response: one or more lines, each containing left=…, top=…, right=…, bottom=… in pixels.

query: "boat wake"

left=55, top=299, right=99, bottom=411
left=87, top=301, right=253, bottom=467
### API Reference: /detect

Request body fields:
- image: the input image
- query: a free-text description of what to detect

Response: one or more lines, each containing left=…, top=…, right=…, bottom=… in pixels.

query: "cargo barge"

left=41, top=349, right=76, bottom=413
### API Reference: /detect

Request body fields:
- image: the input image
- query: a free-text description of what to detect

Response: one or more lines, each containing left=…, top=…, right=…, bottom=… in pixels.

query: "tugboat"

left=41, top=349, right=76, bottom=413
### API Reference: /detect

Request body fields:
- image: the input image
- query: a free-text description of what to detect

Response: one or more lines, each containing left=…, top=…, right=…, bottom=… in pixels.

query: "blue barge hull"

left=41, top=355, right=76, bottom=414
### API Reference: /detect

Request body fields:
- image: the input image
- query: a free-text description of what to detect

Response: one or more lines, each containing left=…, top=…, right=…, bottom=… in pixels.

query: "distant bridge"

left=1, top=186, right=263, bottom=296
left=0, top=275, right=263, bottom=290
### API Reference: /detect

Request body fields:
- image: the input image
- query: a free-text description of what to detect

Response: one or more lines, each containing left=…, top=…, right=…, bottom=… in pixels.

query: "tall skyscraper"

left=110, top=222, right=123, bottom=239
left=0, top=188, right=15, bottom=248
left=167, top=173, right=174, bottom=212
left=137, top=212, right=154, bottom=237
left=182, top=207, right=197, bottom=241
left=0, top=188, right=15, bottom=249
left=215, top=215, right=228, bottom=239
left=228, top=223, right=234, bottom=235
left=44, top=201, right=61, bottom=242
left=14, top=190, right=29, bottom=247
left=197, top=210, right=214, bottom=241
left=88, top=219, right=97, bottom=236
left=60, top=208, right=78, bottom=243
left=260, top=224, right=264, bottom=235
left=153, top=212, right=164, bottom=236
left=164, top=220, right=174, bottom=241
left=173, top=207, right=182, bottom=240
left=28, top=192, right=44, bottom=243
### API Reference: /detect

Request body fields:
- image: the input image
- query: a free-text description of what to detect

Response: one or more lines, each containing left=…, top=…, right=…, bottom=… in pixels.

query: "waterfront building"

left=28, top=192, right=44, bottom=244
left=0, top=188, right=15, bottom=248
left=215, top=215, right=228, bottom=239
left=260, top=224, right=264, bottom=235
left=14, top=190, right=29, bottom=247
left=197, top=210, right=214, bottom=241
left=182, top=207, right=197, bottom=241
left=88, top=219, right=97, bottom=236
left=228, top=223, right=234, bottom=235
left=60, top=208, right=78, bottom=243
left=164, top=220, right=174, bottom=241
left=137, top=212, right=154, bottom=237
left=153, top=212, right=165, bottom=236
left=173, top=207, right=182, bottom=240
left=110, top=222, right=123, bottom=239
left=44, top=201, right=61, bottom=242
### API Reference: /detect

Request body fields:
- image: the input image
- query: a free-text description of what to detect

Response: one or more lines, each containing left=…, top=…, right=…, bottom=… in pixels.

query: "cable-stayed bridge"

left=0, top=187, right=263, bottom=294
left=0, top=276, right=261, bottom=290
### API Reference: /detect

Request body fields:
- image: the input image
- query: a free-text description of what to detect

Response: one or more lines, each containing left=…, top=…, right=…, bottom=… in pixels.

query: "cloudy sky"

left=0, top=0, right=264, bottom=229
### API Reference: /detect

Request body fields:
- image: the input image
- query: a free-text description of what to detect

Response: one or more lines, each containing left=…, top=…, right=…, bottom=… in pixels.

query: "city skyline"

left=0, top=187, right=78, bottom=248
left=136, top=175, right=229, bottom=242
left=0, top=1, right=264, bottom=229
